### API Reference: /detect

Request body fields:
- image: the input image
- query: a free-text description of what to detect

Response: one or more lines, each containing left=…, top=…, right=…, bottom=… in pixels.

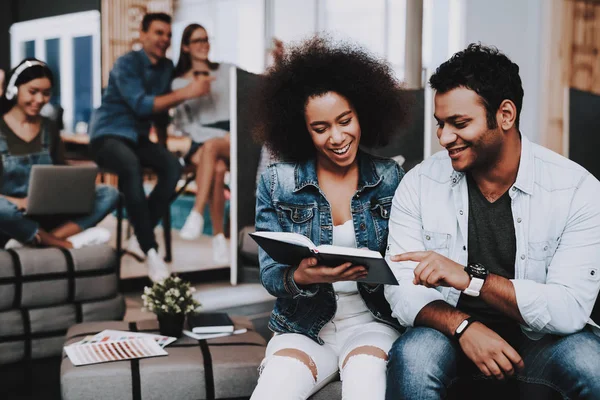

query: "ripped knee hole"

left=273, top=349, right=318, bottom=381
left=342, top=345, right=388, bottom=369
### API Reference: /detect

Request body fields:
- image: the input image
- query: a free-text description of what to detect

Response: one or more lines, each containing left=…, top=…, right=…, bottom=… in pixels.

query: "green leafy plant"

left=142, top=276, right=200, bottom=316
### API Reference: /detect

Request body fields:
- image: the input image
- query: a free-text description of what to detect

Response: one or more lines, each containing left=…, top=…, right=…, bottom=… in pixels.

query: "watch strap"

left=463, top=276, right=485, bottom=297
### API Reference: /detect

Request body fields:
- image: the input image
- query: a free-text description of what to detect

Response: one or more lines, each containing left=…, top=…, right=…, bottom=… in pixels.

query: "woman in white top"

left=250, top=38, right=409, bottom=400
left=172, top=24, right=232, bottom=263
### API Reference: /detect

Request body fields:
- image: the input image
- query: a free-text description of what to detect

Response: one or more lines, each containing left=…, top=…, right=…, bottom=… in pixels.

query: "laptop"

left=26, top=165, right=98, bottom=215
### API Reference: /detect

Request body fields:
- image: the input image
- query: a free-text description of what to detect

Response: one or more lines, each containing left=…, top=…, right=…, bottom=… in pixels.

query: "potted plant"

left=142, top=276, right=200, bottom=337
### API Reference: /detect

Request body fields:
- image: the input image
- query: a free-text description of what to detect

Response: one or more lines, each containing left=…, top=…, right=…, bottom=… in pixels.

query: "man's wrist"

left=453, top=316, right=477, bottom=340
left=463, top=263, right=489, bottom=296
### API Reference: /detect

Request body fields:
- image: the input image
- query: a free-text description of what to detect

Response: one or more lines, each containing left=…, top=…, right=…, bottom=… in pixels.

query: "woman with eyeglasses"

left=172, top=23, right=232, bottom=264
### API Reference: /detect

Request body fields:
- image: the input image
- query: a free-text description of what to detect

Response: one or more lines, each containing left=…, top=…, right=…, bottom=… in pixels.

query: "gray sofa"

left=0, top=245, right=125, bottom=367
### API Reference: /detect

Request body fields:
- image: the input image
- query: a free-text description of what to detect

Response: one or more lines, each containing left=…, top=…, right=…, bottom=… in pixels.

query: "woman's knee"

left=342, top=345, right=388, bottom=370
left=214, top=159, right=228, bottom=176
left=95, top=185, right=120, bottom=210
left=0, top=198, right=39, bottom=243
left=273, top=348, right=318, bottom=381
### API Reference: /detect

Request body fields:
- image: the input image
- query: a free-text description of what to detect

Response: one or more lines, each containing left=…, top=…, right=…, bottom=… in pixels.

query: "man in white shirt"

left=384, top=43, right=600, bottom=399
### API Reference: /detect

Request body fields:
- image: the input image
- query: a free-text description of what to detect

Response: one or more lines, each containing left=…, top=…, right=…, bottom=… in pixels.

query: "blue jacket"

left=89, top=50, right=172, bottom=143
left=256, top=150, right=404, bottom=343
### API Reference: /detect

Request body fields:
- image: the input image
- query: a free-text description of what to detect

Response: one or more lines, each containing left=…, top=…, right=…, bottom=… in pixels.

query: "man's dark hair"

left=253, top=36, right=409, bottom=162
left=141, top=13, right=171, bottom=32
left=429, top=43, right=524, bottom=129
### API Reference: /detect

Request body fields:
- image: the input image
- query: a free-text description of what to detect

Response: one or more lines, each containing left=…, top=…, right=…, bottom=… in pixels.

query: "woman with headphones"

left=0, top=58, right=119, bottom=249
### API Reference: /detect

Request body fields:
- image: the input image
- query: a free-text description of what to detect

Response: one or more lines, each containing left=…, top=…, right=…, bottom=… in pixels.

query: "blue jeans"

left=0, top=184, right=119, bottom=245
left=386, top=326, right=600, bottom=400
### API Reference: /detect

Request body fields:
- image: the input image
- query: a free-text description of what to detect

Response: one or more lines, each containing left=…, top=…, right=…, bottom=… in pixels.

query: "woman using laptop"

left=250, top=38, right=408, bottom=400
left=0, top=58, right=119, bottom=249
left=170, top=23, right=232, bottom=263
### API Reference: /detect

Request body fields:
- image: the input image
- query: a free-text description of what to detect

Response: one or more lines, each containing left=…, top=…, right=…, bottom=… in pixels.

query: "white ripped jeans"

left=250, top=316, right=399, bottom=400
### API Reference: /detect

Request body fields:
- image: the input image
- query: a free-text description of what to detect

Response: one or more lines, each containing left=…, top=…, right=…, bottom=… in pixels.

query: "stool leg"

left=163, top=207, right=172, bottom=263
left=116, top=192, right=124, bottom=284
left=116, top=194, right=123, bottom=255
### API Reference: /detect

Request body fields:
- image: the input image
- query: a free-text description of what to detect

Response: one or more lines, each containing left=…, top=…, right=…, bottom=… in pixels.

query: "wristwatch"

left=454, top=317, right=477, bottom=340
left=463, top=262, right=488, bottom=297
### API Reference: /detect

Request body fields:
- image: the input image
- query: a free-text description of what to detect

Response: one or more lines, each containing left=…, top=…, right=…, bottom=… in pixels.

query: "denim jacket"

left=384, top=135, right=600, bottom=339
left=256, top=150, right=404, bottom=344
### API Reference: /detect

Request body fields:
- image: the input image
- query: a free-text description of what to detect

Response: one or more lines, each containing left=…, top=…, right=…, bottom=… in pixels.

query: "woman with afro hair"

left=250, top=37, right=409, bottom=400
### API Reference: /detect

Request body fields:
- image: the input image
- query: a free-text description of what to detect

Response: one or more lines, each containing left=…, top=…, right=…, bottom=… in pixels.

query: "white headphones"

left=5, top=60, right=47, bottom=101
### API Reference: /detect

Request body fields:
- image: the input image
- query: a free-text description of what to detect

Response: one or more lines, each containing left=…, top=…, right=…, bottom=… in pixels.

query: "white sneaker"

left=4, top=239, right=24, bottom=249
left=212, top=233, right=229, bottom=264
left=67, top=227, right=111, bottom=249
left=126, top=235, right=146, bottom=260
left=179, top=210, right=204, bottom=240
left=146, top=248, right=170, bottom=282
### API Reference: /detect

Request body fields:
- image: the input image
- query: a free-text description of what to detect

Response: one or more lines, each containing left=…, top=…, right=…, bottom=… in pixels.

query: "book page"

left=315, top=245, right=382, bottom=258
left=64, top=338, right=168, bottom=366
left=76, top=329, right=176, bottom=348
left=251, top=231, right=315, bottom=248
left=183, top=328, right=248, bottom=340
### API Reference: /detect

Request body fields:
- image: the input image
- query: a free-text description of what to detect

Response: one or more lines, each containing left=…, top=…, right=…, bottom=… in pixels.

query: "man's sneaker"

left=212, top=233, right=229, bottom=265
left=4, top=239, right=24, bottom=249
left=67, top=227, right=111, bottom=249
left=126, top=235, right=146, bottom=260
left=179, top=210, right=204, bottom=240
left=146, top=248, right=170, bottom=282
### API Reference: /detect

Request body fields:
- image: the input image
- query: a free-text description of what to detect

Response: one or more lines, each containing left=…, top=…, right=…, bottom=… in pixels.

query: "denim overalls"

left=256, top=151, right=405, bottom=344
left=0, top=119, right=119, bottom=244
left=0, top=120, right=53, bottom=197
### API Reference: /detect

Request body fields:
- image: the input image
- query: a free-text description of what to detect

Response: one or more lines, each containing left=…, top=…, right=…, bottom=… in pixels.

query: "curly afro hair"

left=429, top=43, right=524, bottom=129
left=253, top=36, right=409, bottom=162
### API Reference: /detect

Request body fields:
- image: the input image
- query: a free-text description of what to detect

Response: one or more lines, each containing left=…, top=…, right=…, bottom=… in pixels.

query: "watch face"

left=467, top=263, right=488, bottom=279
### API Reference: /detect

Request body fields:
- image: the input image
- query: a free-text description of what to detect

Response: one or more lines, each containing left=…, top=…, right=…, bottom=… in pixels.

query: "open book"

left=250, top=231, right=398, bottom=285
left=64, top=338, right=168, bottom=366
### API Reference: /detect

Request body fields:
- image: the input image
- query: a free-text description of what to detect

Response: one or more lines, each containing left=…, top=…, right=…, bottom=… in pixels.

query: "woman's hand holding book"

left=293, top=257, right=368, bottom=285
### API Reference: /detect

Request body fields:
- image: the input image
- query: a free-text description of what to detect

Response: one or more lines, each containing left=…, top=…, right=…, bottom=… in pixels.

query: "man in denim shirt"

left=89, top=13, right=211, bottom=281
left=384, top=44, right=600, bottom=399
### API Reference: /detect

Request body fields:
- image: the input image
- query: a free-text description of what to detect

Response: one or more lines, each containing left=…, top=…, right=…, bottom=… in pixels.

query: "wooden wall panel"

left=568, top=0, right=600, bottom=94
left=540, top=0, right=600, bottom=154
left=101, top=0, right=173, bottom=86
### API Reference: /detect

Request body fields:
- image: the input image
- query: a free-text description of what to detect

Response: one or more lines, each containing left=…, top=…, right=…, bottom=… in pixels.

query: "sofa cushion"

left=0, top=294, right=125, bottom=364
left=0, top=245, right=118, bottom=311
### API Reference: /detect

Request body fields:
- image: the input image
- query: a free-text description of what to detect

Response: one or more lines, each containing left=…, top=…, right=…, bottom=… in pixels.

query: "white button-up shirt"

left=384, top=135, right=600, bottom=338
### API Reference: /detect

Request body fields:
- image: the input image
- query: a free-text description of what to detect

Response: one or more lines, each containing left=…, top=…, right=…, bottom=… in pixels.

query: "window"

left=173, top=0, right=264, bottom=74
left=269, top=0, right=407, bottom=79
left=45, top=38, right=61, bottom=106
left=23, top=40, right=35, bottom=59
left=73, top=36, right=93, bottom=132
left=10, top=11, right=101, bottom=132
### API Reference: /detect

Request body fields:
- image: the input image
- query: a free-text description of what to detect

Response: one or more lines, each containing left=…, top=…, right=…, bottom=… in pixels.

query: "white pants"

left=250, top=320, right=399, bottom=400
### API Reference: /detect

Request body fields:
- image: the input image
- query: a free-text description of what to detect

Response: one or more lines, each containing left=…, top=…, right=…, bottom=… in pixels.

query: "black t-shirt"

left=457, top=174, right=520, bottom=339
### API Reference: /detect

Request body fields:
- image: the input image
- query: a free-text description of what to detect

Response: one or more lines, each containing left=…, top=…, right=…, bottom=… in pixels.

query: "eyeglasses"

left=193, top=71, right=209, bottom=77
left=189, top=37, right=209, bottom=45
